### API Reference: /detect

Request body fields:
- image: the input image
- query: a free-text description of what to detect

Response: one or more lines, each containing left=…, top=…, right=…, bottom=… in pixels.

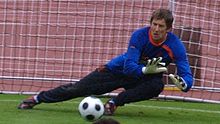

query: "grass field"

left=1, top=94, right=220, bottom=124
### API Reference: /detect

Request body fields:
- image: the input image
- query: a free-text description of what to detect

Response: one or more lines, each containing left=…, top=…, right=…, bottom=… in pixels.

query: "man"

left=18, top=9, right=193, bottom=116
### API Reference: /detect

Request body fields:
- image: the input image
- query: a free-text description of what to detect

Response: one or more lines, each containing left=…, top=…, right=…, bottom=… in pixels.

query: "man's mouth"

left=153, top=33, right=159, bottom=38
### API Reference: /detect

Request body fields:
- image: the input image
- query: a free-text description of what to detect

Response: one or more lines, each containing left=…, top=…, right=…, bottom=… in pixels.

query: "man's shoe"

left=18, top=96, right=39, bottom=109
left=104, top=99, right=117, bottom=115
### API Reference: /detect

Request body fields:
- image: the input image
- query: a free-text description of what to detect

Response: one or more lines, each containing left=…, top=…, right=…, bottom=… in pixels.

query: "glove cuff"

left=142, top=67, right=147, bottom=74
left=180, top=77, right=187, bottom=90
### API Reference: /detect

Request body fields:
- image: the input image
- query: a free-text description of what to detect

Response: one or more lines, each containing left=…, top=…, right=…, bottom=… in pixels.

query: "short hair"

left=150, top=8, right=174, bottom=29
left=93, top=118, right=120, bottom=124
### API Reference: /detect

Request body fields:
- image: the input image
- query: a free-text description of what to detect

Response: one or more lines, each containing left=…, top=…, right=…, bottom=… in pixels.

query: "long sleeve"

left=173, top=41, right=193, bottom=92
left=123, top=31, right=145, bottom=78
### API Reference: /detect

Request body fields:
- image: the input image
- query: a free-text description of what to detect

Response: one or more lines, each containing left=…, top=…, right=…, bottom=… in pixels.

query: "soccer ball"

left=78, top=96, right=104, bottom=121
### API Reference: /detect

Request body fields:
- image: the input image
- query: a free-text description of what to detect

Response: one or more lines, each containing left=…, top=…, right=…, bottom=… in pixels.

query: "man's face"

left=150, top=19, right=169, bottom=42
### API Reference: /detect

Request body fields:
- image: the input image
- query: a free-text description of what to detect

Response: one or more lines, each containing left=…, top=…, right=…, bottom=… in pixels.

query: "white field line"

left=127, top=104, right=220, bottom=114
left=2, top=99, right=220, bottom=114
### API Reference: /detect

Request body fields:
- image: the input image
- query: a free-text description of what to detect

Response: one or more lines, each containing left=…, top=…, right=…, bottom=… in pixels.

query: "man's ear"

left=166, top=27, right=172, bottom=32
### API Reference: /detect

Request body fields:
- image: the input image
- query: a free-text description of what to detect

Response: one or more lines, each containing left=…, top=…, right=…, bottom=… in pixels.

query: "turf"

left=1, top=94, right=220, bottom=124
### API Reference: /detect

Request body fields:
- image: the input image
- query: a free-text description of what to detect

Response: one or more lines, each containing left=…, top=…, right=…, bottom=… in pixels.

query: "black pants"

left=37, top=68, right=164, bottom=106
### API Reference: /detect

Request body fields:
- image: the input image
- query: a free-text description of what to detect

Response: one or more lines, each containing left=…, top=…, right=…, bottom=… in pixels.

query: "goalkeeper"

left=18, top=9, right=193, bottom=115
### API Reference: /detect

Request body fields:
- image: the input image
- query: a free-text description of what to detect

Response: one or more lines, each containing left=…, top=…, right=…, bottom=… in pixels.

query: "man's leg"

left=37, top=70, right=121, bottom=103
left=115, top=77, right=164, bottom=106
left=18, top=68, right=122, bottom=109
left=104, top=76, right=164, bottom=115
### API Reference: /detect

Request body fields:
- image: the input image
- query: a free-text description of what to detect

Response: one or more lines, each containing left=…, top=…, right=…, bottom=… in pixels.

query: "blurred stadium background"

left=0, top=0, right=219, bottom=103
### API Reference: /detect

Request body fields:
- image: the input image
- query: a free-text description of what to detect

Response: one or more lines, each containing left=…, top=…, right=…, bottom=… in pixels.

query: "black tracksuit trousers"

left=37, top=67, right=164, bottom=106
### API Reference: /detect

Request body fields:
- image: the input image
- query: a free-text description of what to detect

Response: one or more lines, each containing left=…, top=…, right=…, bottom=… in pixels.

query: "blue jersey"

left=106, top=26, right=193, bottom=92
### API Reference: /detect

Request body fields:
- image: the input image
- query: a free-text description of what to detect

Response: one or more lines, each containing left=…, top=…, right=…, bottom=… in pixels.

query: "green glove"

left=142, top=57, right=167, bottom=74
left=169, top=74, right=187, bottom=91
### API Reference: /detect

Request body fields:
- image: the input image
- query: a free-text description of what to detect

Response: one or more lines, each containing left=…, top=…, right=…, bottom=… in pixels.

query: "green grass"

left=1, top=94, right=220, bottom=124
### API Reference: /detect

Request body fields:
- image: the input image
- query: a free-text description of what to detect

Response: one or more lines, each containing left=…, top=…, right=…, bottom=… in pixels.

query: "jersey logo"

left=129, top=45, right=136, bottom=49
left=156, top=51, right=163, bottom=58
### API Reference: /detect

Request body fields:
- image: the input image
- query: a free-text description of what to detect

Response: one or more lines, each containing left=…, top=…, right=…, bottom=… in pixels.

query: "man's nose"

left=155, top=25, right=159, bottom=31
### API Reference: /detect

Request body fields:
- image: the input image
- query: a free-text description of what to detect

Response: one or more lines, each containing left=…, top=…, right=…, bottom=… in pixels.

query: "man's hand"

left=169, top=74, right=187, bottom=91
left=142, top=57, right=167, bottom=74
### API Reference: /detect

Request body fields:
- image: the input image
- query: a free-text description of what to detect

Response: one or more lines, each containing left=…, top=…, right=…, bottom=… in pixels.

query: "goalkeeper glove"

left=142, top=57, right=167, bottom=74
left=169, top=74, right=187, bottom=91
